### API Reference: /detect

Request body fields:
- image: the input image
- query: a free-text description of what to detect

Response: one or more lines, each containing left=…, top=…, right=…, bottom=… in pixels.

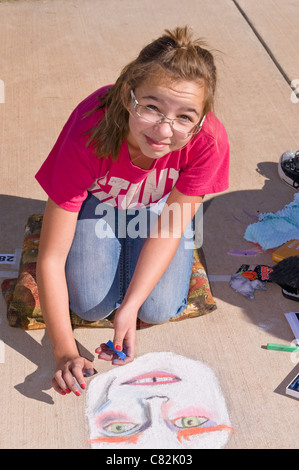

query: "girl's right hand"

left=52, top=355, right=95, bottom=396
left=95, top=305, right=138, bottom=366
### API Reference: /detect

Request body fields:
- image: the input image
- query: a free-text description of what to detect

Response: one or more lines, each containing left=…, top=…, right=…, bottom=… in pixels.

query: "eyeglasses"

left=130, top=90, right=205, bottom=136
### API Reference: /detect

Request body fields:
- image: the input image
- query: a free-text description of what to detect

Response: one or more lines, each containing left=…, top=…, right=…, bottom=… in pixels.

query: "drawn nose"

left=142, top=396, right=169, bottom=425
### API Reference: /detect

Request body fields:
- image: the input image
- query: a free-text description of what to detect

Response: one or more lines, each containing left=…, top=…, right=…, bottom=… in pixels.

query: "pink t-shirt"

left=35, top=85, right=229, bottom=212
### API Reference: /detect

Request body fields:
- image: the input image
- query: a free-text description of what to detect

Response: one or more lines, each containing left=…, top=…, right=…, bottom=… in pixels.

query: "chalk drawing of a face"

left=86, top=352, right=234, bottom=449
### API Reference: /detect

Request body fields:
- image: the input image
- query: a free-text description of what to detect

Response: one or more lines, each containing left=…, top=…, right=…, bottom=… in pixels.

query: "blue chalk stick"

left=84, top=369, right=96, bottom=377
left=106, top=340, right=127, bottom=360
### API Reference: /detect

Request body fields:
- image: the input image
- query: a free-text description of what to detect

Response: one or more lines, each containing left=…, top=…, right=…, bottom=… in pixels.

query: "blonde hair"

left=86, top=26, right=217, bottom=160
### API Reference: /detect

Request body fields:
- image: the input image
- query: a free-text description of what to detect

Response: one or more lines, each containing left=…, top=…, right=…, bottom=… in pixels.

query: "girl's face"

left=126, top=77, right=206, bottom=161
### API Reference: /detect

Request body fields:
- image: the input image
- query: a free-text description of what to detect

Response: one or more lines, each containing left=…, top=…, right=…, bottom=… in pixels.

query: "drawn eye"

left=104, top=422, right=138, bottom=435
left=172, top=416, right=209, bottom=429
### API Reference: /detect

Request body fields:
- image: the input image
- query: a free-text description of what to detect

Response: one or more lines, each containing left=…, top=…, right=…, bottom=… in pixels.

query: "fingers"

left=112, top=354, right=134, bottom=366
left=95, top=325, right=136, bottom=366
left=111, top=337, right=135, bottom=366
left=95, top=343, right=114, bottom=359
left=52, top=367, right=83, bottom=396
left=52, top=376, right=82, bottom=396
left=112, top=335, right=124, bottom=355
left=95, top=342, right=131, bottom=365
left=52, top=358, right=95, bottom=396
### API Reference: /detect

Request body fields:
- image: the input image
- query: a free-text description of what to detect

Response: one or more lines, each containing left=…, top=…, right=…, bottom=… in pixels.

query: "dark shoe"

left=282, top=287, right=299, bottom=302
left=278, top=150, right=299, bottom=189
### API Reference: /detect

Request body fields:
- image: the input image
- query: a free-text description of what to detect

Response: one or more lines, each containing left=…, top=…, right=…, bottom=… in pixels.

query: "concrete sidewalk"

left=0, top=0, right=298, bottom=449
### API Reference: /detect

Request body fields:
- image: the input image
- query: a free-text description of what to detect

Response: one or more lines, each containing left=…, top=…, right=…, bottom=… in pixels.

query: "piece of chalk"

left=84, top=369, right=96, bottom=377
left=106, top=340, right=127, bottom=360
left=267, top=343, right=299, bottom=352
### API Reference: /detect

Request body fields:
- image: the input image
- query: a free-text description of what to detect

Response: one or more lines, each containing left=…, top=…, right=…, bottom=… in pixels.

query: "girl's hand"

left=95, top=306, right=137, bottom=366
left=52, top=355, right=95, bottom=396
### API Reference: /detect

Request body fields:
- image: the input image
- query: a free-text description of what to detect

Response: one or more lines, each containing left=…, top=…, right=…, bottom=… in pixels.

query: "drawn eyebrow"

left=177, top=424, right=236, bottom=443
left=87, top=424, right=236, bottom=445
left=87, top=433, right=140, bottom=445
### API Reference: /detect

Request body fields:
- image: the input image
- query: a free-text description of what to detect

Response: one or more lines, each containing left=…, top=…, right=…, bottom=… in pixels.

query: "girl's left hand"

left=95, top=306, right=137, bottom=365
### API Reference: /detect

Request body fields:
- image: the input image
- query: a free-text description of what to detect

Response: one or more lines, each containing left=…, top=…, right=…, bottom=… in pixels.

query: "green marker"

left=267, top=343, right=299, bottom=352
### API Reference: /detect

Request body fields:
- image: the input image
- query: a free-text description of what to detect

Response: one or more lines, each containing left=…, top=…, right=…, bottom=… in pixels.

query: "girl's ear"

left=121, top=82, right=131, bottom=107
left=123, top=82, right=130, bottom=93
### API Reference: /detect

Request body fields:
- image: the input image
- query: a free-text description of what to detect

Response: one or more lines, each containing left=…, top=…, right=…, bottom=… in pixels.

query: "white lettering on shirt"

left=89, top=168, right=179, bottom=209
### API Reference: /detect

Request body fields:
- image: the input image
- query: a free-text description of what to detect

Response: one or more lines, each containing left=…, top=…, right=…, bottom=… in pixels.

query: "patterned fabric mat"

left=1, top=214, right=217, bottom=330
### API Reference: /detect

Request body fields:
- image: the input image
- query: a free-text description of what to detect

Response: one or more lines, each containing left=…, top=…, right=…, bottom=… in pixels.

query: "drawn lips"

left=122, top=371, right=181, bottom=386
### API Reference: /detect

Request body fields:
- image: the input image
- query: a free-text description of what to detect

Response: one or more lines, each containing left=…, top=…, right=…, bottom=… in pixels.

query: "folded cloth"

left=230, top=273, right=267, bottom=300
left=244, top=193, right=299, bottom=250
left=1, top=214, right=217, bottom=330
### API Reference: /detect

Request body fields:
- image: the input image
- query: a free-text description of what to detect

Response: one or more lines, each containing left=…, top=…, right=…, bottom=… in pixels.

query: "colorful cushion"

left=1, top=214, right=217, bottom=330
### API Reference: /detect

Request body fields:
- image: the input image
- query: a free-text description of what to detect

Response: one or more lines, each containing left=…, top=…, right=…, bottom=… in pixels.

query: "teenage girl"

left=36, top=26, right=229, bottom=396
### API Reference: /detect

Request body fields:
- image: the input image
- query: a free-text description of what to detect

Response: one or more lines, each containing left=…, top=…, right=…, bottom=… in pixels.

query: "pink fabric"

left=35, top=85, right=229, bottom=211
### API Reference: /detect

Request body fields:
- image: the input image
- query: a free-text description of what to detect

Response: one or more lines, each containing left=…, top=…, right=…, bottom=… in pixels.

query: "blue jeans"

left=65, top=193, right=194, bottom=324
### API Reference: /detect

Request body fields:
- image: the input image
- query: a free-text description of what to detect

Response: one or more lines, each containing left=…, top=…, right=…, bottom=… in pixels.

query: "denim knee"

left=137, top=296, right=187, bottom=324
left=71, top=296, right=118, bottom=322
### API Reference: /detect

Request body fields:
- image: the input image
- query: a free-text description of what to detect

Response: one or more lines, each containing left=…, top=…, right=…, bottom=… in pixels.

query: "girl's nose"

left=155, top=120, right=174, bottom=137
